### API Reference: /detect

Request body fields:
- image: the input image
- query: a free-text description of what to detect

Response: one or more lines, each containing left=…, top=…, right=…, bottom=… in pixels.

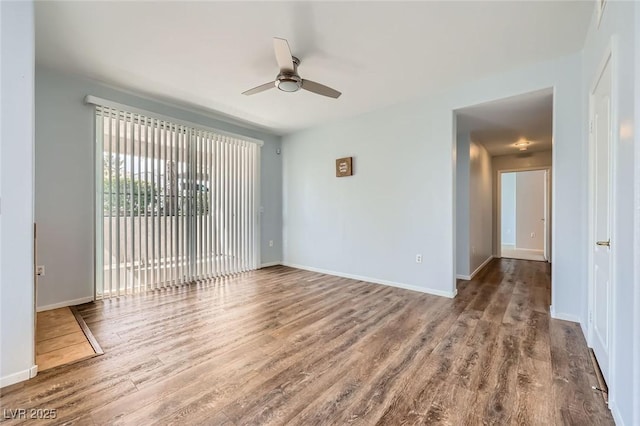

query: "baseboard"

left=549, top=305, right=581, bottom=324
left=579, top=320, right=588, bottom=343
left=36, top=296, right=94, bottom=312
left=470, top=256, right=494, bottom=280
left=513, top=248, right=544, bottom=254
left=0, top=365, right=37, bottom=388
left=610, top=399, right=626, bottom=426
left=282, top=262, right=457, bottom=298
left=259, top=261, right=281, bottom=269
left=457, top=256, right=494, bottom=281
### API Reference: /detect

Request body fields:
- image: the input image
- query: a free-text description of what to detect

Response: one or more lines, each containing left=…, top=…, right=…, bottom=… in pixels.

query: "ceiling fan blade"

left=242, top=81, right=276, bottom=96
left=301, top=79, right=342, bottom=99
left=273, top=37, right=295, bottom=73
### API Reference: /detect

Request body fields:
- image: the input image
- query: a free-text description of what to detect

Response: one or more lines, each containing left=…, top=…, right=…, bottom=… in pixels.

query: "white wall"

left=492, top=150, right=552, bottom=256
left=468, top=141, right=493, bottom=274
left=581, top=1, right=637, bottom=424
left=282, top=98, right=456, bottom=297
left=501, top=173, right=516, bottom=246
left=635, top=5, right=640, bottom=425
left=35, top=67, right=282, bottom=310
left=456, top=132, right=470, bottom=276
left=515, top=170, right=545, bottom=251
left=0, top=0, right=37, bottom=387
left=456, top=136, right=493, bottom=279
left=283, top=53, right=583, bottom=306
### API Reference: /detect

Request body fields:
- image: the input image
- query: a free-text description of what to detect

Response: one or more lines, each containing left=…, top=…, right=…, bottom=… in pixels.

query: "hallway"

left=457, top=258, right=611, bottom=424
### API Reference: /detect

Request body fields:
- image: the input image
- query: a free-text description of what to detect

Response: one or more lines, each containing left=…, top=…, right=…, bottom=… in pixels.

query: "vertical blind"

left=94, top=104, right=261, bottom=298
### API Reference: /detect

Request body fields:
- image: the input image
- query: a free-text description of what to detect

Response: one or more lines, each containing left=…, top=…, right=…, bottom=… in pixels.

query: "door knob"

left=596, top=240, right=610, bottom=247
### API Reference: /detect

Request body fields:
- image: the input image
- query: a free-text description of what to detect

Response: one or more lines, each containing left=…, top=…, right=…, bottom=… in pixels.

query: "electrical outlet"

left=415, top=254, right=423, bottom=264
left=269, top=240, right=274, bottom=247
left=531, top=232, right=536, bottom=238
left=472, top=246, right=476, bottom=255
left=36, top=265, right=45, bottom=276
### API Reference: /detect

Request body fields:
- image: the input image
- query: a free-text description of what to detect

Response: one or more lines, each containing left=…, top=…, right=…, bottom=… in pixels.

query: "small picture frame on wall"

left=336, top=157, right=353, bottom=177
left=596, top=0, right=606, bottom=27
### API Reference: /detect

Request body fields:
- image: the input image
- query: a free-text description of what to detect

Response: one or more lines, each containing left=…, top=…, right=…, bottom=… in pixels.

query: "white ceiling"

left=35, top=1, right=592, bottom=135
left=456, top=88, right=553, bottom=156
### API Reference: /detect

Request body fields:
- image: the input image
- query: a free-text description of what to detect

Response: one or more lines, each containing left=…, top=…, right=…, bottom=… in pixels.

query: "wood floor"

left=35, top=307, right=100, bottom=372
left=1, top=259, right=613, bottom=425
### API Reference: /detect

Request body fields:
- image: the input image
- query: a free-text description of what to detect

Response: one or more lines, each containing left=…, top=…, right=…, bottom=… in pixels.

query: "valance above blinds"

left=90, top=98, right=261, bottom=298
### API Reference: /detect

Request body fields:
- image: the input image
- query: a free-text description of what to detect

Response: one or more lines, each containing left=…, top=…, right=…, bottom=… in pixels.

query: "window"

left=93, top=102, right=261, bottom=298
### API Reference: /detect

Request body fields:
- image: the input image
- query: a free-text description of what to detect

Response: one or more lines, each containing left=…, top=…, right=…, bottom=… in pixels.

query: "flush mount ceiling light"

left=514, top=141, right=531, bottom=151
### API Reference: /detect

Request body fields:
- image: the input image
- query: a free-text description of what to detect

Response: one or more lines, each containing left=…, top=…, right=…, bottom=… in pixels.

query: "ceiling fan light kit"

left=275, top=58, right=302, bottom=92
left=276, top=78, right=301, bottom=92
left=243, top=38, right=341, bottom=99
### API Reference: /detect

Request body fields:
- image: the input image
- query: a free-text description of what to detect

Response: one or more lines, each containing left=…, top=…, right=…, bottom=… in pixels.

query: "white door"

left=590, top=55, right=612, bottom=384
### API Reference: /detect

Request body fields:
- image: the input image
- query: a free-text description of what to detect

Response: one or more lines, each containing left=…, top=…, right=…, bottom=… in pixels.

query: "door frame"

left=496, top=166, right=552, bottom=261
left=587, top=36, right=618, bottom=405
left=543, top=170, right=550, bottom=261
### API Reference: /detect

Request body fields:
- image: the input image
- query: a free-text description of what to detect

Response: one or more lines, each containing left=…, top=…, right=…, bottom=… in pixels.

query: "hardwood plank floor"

left=34, top=307, right=98, bottom=372
left=0, top=259, right=613, bottom=425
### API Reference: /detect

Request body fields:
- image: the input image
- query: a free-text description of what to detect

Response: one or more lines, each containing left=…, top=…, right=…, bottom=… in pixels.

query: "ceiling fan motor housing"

left=275, top=57, right=302, bottom=92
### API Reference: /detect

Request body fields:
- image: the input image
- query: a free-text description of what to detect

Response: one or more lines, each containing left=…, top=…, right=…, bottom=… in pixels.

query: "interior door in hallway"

left=543, top=170, right=549, bottom=261
left=590, top=53, right=613, bottom=385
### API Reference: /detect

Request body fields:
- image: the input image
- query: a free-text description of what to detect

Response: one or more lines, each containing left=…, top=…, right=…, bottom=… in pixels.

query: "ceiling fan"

left=242, top=38, right=341, bottom=99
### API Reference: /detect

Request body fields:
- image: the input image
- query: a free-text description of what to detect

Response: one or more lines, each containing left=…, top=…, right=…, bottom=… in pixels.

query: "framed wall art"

left=336, top=157, right=353, bottom=177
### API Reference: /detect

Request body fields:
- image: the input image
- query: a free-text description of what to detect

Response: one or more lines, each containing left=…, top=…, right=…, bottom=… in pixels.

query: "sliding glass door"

left=94, top=105, right=260, bottom=298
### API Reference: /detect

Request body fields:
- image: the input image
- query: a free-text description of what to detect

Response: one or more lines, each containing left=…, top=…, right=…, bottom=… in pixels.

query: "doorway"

left=499, top=169, right=550, bottom=262
left=454, top=88, right=553, bottom=283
